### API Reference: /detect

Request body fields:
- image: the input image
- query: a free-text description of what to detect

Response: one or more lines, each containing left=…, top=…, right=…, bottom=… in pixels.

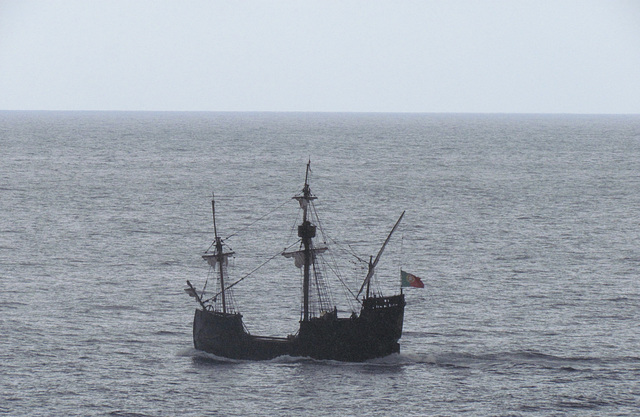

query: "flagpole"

left=400, top=233, right=404, bottom=295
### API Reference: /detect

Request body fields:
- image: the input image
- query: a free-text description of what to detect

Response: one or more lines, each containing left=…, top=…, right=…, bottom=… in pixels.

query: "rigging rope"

left=308, top=201, right=362, bottom=307
left=203, top=197, right=290, bottom=253
left=204, top=240, right=301, bottom=303
left=224, top=199, right=291, bottom=240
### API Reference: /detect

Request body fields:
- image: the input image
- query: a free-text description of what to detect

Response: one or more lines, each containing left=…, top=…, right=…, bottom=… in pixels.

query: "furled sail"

left=282, top=247, right=328, bottom=268
left=202, top=252, right=234, bottom=269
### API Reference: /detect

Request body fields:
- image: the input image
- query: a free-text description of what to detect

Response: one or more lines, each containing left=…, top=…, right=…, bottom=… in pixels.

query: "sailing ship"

left=186, top=162, right=406, bottom=362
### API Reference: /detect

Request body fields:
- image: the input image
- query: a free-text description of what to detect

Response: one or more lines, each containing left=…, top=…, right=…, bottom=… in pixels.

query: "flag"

left=401, top=270, right=424, bottom=288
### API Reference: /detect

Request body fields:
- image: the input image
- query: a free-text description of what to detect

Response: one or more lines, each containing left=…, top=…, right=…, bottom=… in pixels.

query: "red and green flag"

left=401, top=270, right=424, bottom=288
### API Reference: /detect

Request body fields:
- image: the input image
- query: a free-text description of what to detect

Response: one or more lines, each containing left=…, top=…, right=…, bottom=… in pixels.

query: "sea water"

left=1, top=112, right=639, bottom=416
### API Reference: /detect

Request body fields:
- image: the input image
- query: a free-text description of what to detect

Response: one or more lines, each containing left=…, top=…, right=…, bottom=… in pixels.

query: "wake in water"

left=180, top=347, right=419, bottom=366
left=404, top=349, right=640, bottom=373
left=179, top=346, right=640, bottom=372
left=179, top=347, right=413, bottom=366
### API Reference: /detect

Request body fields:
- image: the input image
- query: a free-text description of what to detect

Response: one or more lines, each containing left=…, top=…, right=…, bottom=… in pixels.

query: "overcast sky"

left=1, top=1, right=639, bottom=113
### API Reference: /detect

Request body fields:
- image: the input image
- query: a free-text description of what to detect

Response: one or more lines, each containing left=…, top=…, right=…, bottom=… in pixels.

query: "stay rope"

left=204, top=239, right=301, bottom=304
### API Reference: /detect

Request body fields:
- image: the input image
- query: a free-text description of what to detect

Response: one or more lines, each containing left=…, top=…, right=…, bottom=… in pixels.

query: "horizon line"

left=1, top=109, right=639, bottom=116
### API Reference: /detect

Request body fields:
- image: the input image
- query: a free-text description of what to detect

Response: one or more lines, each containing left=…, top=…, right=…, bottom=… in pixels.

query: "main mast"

left=295, top=162, right=317, bottom=322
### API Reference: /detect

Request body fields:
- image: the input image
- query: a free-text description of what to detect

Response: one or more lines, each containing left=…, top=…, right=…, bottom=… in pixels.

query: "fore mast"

left=202, top=195, right=235, bottom=314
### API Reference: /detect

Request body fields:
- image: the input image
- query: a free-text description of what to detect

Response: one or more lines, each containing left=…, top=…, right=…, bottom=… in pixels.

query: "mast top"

left=294, top=160, right=317, bottom=207
left=304, top=159, right=311, bottom=188
left=203, top=194, right=234, bottom=264
left=211, top=193, right=219, bottom=239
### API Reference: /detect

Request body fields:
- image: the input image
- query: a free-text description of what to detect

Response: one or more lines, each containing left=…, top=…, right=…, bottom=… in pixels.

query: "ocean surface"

left=1, top=111, right=639, bottom=416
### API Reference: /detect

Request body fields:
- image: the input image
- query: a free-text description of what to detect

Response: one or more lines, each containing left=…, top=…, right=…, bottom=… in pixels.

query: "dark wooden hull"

left=193, top=309, right=293, bottom=360
left=193, top=294, right=405, bottom=362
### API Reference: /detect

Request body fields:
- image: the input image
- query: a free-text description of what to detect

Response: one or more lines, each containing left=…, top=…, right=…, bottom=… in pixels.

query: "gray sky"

left=1, top=0, right=639, bottom=113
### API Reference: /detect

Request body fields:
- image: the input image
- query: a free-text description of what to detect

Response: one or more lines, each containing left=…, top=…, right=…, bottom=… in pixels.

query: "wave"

left=178, top=348, right=246, bottom=364
left=93, top=304, right=139, bottom=312
left=153, top=330, right=182, bottom=336
left=0, top=301, right=28, bottom=309
left=427, top=350, right=598, bottom=367
left=108, top=411, right=155, bottom=417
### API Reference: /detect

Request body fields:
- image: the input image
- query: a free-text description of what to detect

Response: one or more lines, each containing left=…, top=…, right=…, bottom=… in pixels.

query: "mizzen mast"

left=356, top=211, right=405, bottom=300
